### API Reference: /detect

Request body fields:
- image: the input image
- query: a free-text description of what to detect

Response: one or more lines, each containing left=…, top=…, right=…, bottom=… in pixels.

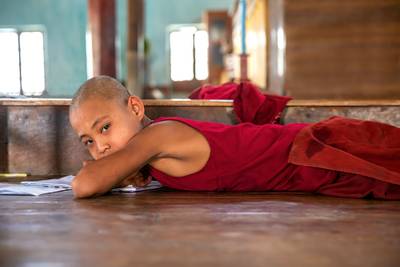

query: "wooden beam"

left=126, top=0, right=145, bottom=97
left=88, top=0, right=116, bottom=77
left=0, top=107, right=7, bottom=172
left=3, top=98, right=400, bottom=107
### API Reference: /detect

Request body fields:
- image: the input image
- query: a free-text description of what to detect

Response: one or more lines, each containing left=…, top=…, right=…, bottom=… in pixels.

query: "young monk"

left=69, top=76, right=400, bottom=199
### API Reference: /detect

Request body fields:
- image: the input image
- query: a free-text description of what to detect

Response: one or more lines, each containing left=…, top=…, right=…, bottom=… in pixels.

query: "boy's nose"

left=97, top=142, right=111, bottom=155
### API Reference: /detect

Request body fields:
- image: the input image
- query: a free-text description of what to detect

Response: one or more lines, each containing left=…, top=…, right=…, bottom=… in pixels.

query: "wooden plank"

left=284, top=106, right=400, bottom=126
left=0, top=189, right=399, bottom=266
left=0, top=99, right=234, bottom=107
left=2, top=98, right=400, bottom=107
left=1, top=100, right=400, bottom=175
left=286, top=99, right=400, bottom=107
left=283, top=0, right=400, bottom=99
left=6, top=106, right=90, bottom=175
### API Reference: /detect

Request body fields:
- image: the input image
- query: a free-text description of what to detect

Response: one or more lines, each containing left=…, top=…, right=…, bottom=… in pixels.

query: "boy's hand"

left=83, top=160, right=152, bottom=188
left=73, top=160, right=152, bottom=198
left=117, top=172, right=152, bottom=188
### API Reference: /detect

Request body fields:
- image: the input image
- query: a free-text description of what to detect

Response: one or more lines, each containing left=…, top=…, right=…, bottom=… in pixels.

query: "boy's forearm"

left=72, top=177, right=103, bottom=199
left=72, top=127, right=161, bottom=198
left=72, top=153, right=139, bottom=198
left=72, top=144, right=153, bottom=198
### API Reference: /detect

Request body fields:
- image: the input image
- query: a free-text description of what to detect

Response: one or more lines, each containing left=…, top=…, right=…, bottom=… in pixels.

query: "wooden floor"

left=1, top=188, right=400, bottom=267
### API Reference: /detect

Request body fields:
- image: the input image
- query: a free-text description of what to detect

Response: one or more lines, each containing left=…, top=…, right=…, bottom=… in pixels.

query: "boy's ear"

left=127, top=96, right=145, bottom=119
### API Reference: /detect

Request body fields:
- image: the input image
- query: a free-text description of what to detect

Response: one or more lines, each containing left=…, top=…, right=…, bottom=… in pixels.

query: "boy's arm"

left=72, top=124, right=163, bottom=198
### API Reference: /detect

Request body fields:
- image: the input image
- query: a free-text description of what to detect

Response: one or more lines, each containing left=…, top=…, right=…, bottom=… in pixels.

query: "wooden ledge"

left=287, top=99, right=400, bottom=107
left=144, top=99, right=233, bottom=107
left=0, top=98, right=72, bottom=106
left=0, top=98, right=233, bottom=107
left=1, top=98, right=400, bottom=107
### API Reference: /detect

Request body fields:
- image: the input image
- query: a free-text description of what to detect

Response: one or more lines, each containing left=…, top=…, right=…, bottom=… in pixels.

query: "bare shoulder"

left=145, top=119, right=209, bottom=155
left=145, top=119, right=191, bottom=136
left=143, top=119, right=211, bottom=177
left=146, top=119, right=198, bottom=135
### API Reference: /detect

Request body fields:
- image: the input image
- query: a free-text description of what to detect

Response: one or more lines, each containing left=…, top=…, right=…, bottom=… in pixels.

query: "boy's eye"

left=101, top=123, right=110, bottom=133
left=83, top=139, right=93, bottom=147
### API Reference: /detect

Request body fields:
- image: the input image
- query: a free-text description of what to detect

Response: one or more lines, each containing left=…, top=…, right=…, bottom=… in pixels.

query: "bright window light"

left=20, top=32, right=45, bottom=96
left=0, top=31, right=20, bottom=95
left=169, top=25, right=209, bottom=82
left=86, top=31, right=93, bottom=79
left=0, top=29, right=46, bottom=96
left=277, top=27, right=286, bottom=77
left=194, top=30, right=208, bottom=80
left=170, top=30, right=194, bottom=81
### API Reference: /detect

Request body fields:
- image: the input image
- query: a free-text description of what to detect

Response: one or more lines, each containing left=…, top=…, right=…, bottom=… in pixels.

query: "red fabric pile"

left=289, top=116, right=400, bottom=186
left=189, top=82, right=291, bottom=125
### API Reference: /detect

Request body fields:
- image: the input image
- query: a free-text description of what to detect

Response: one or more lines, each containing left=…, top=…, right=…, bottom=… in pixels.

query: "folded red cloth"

left=189, top=82, right=291, bottom=124
left=289, top=116, right=400, bottom=186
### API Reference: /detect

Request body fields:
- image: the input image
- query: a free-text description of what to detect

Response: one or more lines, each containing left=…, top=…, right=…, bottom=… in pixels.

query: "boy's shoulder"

left=139, top=118, right=211, bottom=167
left=146, top=118, right=188, bottom=132
left=144, top=119, right=201, bottom=143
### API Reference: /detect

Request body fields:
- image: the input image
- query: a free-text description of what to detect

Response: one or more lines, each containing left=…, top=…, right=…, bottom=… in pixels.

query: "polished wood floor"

left=1, top=188, right=400, bottom=267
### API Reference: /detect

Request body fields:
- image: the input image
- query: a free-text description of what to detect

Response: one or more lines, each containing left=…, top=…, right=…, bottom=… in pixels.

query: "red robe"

left=289, top=116, right=400, bottom=187
left=189, top=82, right=291, bottom=125
left=187, top=82, right=400, bottom=199
left=149, top=117, right=400, bottom=200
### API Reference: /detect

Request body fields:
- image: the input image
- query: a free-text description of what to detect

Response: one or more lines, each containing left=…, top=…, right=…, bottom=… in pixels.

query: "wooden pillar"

left=0, top=107, right=7, bottom=172
left=126, top=0, right=145, bottom=97
left=88, top=0, right=116, bottom=77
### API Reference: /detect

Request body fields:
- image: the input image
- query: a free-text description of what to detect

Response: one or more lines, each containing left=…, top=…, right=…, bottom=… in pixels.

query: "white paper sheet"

left=0, top=183, right=69, bottom=196
left=111, top=181, right=163, bottom=193
left=21, top=175, right=74, bottom=189
left=0, top=175, right=163, bottom=196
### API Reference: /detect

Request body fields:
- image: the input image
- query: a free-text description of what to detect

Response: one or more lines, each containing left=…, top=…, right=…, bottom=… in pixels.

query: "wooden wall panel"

left=6, top=107, right=90, bottom=176
left=1, top=100, right=400, bottom=175
left=284, top=0, right=400, bottom=99
left=1, top=104, right=236, bottom=175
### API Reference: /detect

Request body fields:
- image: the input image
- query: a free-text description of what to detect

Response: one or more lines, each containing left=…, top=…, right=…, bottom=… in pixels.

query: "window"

left=0, top=29, right=45, bottom=96
left=169, top=25, right=208, bottom=82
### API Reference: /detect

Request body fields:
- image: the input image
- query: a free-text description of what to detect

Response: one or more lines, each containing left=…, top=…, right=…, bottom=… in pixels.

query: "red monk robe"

left=149, top=117, right=400, bottom=199
left=289, top=116, right=400, bottom=198
left=182, top=82, right=400, bottom=199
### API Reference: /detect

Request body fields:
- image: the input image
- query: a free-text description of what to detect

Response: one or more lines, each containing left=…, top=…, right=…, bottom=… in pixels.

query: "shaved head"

left=70, top=76, right=130, bottom=113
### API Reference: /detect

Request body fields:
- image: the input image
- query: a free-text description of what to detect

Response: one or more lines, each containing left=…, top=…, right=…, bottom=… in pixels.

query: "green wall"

left=0, top=0, right=234, bottom=96
left=145, top=0, right=234, bottom=86
left=0, top=0, right=87, bottom=97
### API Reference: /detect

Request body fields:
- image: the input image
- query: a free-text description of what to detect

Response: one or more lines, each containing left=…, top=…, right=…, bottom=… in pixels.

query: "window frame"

left=0, top=25, right=47, bottom=97
left=167, top=24, right=208, bottom=83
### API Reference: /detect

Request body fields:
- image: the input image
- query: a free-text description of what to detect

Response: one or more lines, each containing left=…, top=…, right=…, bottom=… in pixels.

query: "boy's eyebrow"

left=91, top=115, right=109, bottom=130
left=78, top=115, right=109, bottom=141
left=79, top=134, right=88, bottom=142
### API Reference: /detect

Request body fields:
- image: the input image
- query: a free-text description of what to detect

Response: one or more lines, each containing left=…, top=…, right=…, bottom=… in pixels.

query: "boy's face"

left=69, top=96, right=144, bottom=160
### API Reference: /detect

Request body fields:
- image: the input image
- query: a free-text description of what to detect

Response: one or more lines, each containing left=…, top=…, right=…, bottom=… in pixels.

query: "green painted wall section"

left=0, top=0, right=88, bottom=97
left=145, top=0, right=234, bottom=86
left=0, top=0, right=234, bottom=96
